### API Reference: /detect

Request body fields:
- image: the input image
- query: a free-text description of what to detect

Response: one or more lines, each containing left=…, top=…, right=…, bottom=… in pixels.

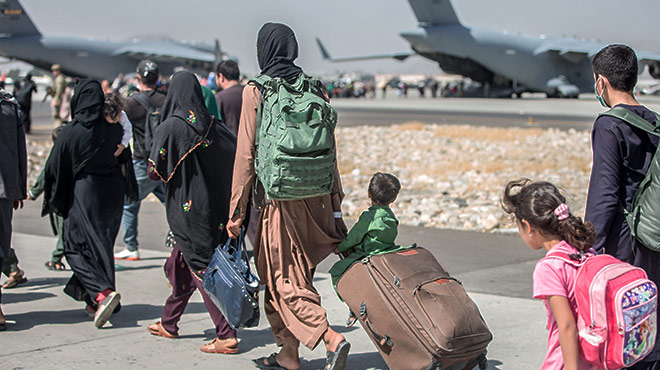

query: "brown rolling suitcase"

left=336, top=246, right=492, bottom=370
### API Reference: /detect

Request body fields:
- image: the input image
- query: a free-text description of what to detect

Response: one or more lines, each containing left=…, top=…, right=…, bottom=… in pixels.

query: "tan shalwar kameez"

left=228, top=84, right=346, bottom=350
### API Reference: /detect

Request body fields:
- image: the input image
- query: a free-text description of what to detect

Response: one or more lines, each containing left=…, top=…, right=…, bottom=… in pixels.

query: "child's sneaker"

left=114, top=248, right=139, bottom=260
left=94, top=291, right=120, bottom=328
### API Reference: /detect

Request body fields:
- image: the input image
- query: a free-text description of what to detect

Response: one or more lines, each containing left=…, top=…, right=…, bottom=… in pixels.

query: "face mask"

left=594, top=76, right=609, bottom=108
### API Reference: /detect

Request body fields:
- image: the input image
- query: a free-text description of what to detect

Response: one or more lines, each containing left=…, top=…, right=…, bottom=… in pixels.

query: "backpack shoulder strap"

left=131, top=92, right=155, bottom=111
left=600, top=106, right=660, bottom=138
left=543, top=249, right=594, bottom=268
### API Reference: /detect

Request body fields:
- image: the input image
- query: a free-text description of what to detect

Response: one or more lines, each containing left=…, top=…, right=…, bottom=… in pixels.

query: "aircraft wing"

left=111, top=41, right=216, bottom=63
left=533, top=40, right=603, bottom=64
left=316, top=37, right=414, bottom=62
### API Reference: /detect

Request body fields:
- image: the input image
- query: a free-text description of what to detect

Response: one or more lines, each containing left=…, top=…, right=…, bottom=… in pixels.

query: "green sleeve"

left=30, top=167, right=46, bottom=199
left=337, top=210, right=373, bottom=252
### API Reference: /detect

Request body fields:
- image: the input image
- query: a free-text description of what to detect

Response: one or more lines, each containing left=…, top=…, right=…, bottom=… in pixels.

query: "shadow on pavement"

left=115, top=264, right=165, bottom=272
left=2, top=290, right=56, bottom=304
left=3, top=276, right=69, bottom=291
left=303, top=351, right=388, bottom=370
left=108, top=302, right=209, bottom=329
left=6, top=308, right=97, bottom=331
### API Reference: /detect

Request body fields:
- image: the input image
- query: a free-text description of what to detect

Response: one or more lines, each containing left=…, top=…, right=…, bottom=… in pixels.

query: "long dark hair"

left=501, top=179, right=595, bottom=251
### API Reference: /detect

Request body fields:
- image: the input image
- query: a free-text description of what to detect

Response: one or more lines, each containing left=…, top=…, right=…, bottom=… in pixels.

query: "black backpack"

left=132, top=93, right=163, bottom=154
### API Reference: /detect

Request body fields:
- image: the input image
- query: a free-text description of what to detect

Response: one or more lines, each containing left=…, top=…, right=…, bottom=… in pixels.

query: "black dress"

left=43, top=79, right=129, bottom=308
left=63, top=122, right=124, bottom=306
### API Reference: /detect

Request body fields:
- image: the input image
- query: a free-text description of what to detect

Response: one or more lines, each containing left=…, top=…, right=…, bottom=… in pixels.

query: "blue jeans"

left=120, top=159, right=165, bottom=251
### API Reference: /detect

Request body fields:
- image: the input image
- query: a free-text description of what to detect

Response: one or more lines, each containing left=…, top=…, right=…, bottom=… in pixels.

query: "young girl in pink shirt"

left=501, top=179, right=603, bottom=370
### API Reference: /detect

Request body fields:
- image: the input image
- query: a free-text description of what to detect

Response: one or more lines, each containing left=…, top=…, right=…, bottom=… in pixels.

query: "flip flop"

left=253, top=353, right=289, bottom=370
left=324, top=340, right=351, bottom=370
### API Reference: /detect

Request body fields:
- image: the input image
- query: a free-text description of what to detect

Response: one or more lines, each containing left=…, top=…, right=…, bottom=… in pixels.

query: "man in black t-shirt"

left=585, top=44, right=660, bottom=369
left=115, top=60, right=167, bottom=261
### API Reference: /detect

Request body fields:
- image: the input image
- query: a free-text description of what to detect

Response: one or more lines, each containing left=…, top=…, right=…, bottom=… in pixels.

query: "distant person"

left=101, top=80, right=113, bottom=94
left=14, top=74, right=37, bottom=134
left=145, top=71, right=238, bottom=354
left=44, top=79, right=133, bottom=328
left=49, top=64, right=67, bottom=126
left=501, top=179, right=599, bottom=370
left=201, top=84, right=220, bottom=119
left=226, top=23, right=350, bottom=370
left=29, top=126, right=66, bottom=271
left=0, top=87, right=28, bottom=330
left=429, top=79, right=439, bottom=98
left=115, top=59, right=166, bottom=261
left=584, top=44, right=660, bottom=369
left=214, top=60, right=244, bottom=135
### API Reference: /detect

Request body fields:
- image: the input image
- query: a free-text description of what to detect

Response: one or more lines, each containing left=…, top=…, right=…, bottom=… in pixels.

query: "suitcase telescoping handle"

left=359, top=302, right=394, bottom=348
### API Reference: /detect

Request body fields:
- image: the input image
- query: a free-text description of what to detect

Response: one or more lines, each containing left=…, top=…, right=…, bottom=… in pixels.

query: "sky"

left=17, top=0, right=660, bottom=76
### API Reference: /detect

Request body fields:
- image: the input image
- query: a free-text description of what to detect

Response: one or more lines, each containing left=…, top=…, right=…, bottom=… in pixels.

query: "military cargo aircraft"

left=0, top=0, right=233, bottom=80
left=317, top=0, right=660, bottom=98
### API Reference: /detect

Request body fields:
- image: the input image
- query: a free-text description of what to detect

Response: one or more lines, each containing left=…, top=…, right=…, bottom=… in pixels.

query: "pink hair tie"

left=554, top=203, right=570, bottom=221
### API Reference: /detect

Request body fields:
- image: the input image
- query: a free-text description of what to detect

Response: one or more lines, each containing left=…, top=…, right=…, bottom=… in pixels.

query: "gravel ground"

left=26, top=122, right=593, bottom=233
left=336, top=122, right=593, bottom=232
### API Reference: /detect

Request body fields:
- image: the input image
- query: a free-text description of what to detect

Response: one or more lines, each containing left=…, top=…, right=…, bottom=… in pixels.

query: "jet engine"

left=649, top=62, right=660, bottom=79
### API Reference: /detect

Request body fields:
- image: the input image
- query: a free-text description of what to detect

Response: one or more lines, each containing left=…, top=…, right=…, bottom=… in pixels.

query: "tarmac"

left=5, top=92, right=649, bottom=369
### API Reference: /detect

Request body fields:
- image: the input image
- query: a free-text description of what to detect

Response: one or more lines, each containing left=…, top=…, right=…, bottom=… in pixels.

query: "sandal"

left=253, top=353, right=292, bottom=370
left=44, top=261, right=66, bottom=271
left=324, top=340, right=351, bottom=370
left=2, top=270, right=28, bottom=289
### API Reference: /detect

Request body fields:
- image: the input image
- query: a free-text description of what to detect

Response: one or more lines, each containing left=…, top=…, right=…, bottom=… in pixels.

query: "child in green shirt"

left=330, top=172, right=403, bottom=289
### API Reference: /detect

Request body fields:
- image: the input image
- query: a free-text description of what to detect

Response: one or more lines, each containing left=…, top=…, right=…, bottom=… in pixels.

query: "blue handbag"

left=202, top=230, right=260, bottom=329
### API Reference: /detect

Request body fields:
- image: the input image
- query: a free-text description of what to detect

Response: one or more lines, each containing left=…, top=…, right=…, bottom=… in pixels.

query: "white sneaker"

left=114, top=248, right=139, bottom=261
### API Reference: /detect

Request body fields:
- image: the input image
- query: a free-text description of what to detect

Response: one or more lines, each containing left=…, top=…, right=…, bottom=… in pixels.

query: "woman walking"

left=227, top=23, right=350, bottom=370
left=146, top=71, right=239, bottom=354
left=44, top=79, right=130, bottom=328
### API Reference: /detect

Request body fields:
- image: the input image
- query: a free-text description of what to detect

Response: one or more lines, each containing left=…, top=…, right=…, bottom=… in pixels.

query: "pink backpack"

left=544, top=250, right=657, bottom=369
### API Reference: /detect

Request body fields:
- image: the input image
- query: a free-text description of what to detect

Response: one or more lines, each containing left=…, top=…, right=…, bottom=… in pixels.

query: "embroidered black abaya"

left=149, top=71, right=237, bottom=276
left=44, top=79, right=125, bottom=306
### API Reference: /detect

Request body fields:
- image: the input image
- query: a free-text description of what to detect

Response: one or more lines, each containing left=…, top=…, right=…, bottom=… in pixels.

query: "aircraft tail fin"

left=315, top=38, right=332, bottom=60
left=0, top=0, right=41, bottom=36
left=408, top=0, right=461, bottom=26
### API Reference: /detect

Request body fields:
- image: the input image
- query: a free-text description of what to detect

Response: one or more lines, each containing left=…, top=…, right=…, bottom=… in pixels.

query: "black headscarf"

left=43, top=79, right=110, bottom=217
left=257, top=22, right=303, bottom=84
left=149, top=71, right=237, bottom=275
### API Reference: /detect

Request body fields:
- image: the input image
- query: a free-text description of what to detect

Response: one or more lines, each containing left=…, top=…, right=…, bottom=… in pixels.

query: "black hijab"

left=257, top=22, right=303, bottom=84
left=149, top=71, right=237, bottom=275
left=43, top=79, right=110, bottom=217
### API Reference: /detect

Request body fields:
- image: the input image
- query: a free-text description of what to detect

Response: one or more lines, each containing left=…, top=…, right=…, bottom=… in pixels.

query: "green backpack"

left=250, top=74, right=337, bottom=200
left=600, top=107, right=660, bottom=251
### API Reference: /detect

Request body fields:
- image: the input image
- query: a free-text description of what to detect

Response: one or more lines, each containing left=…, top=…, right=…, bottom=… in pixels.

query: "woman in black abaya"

left=146, top=71, right=239, bottom=354
left=44, top=79, right=127, bottom=328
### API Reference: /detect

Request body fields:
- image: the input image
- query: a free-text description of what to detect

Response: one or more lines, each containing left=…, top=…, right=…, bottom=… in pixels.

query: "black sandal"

left=324, top=340, right=351, bottom=370
left=253, top=353, right=289, bottom=370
